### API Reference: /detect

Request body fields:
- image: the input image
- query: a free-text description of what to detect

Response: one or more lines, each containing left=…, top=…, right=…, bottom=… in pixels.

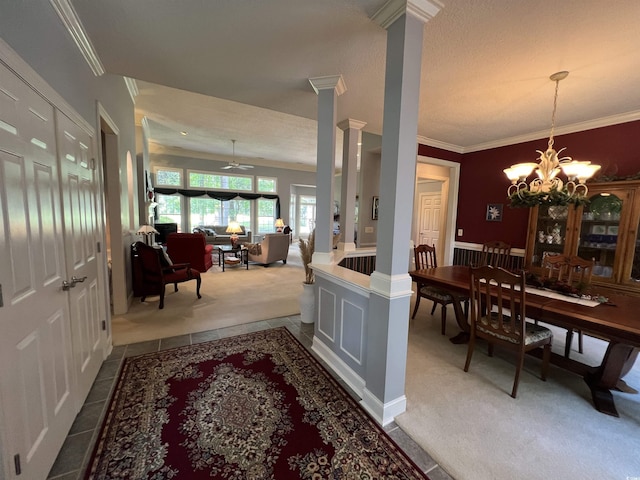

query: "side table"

left=216, top=245, right=249, bottom=272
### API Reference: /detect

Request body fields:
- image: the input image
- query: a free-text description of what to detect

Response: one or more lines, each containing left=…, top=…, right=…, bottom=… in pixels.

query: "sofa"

left=245, top=233, right=290, bottom=266
left=193, top=225, right=251, bottom=245
left=165, top=232, right=214, bottom=272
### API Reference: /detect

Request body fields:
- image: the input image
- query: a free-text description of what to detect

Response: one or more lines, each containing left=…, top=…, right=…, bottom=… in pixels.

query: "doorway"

left=415, top=156, right=460, bottom=266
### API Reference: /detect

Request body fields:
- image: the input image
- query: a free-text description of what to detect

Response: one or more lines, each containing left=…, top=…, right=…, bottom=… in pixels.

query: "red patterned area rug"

left=85, top=327, right=430, bottom=479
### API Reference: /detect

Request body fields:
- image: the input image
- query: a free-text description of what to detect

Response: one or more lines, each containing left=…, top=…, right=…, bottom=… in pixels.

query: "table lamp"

left=137, top=224, right=159, bottom=245
left=274, top=218, right=285, bottom=232
left=226, top=221, right=243, bottom=247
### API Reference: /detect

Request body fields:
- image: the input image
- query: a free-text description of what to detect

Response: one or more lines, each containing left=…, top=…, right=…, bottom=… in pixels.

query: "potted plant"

left=298, top=229, right=315, bottom=323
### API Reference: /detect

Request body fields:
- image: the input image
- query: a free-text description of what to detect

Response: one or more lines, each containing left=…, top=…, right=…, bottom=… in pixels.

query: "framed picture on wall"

left=486, top=203, right=503, bottom=222
left=372, top=196, right=379, bottom=220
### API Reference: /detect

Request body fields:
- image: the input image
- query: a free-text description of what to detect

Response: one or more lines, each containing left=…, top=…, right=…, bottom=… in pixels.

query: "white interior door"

left=56, top=111, right=105, bottom=405
left=0, top=62, right=76, bottom=480
left=419, top=192, right=442, bottom=249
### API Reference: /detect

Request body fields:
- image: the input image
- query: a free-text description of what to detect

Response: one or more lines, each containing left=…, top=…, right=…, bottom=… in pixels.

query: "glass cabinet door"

left=575, top=192, right=623, bottom=281
left=530, top=204, right=571, bottom=268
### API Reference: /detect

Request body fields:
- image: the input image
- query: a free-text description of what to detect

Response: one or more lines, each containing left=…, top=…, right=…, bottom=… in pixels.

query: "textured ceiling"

left=71, top=0, right=640, bottom=168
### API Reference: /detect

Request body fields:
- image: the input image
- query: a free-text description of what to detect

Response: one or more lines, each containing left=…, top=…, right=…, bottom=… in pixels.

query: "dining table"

left=409, top=265, right=640, bottom=417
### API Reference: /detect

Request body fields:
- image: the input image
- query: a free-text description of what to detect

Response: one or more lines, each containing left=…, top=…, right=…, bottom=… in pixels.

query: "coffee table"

left=216, top=245, right=248, bottom=272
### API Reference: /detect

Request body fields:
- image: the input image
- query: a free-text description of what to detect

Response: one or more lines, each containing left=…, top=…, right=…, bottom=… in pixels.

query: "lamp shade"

left=274, top=218, right=285, bottom=228
left=137, top=224, right=159, bottom=235
left=226, top=221, right=243, bottom=234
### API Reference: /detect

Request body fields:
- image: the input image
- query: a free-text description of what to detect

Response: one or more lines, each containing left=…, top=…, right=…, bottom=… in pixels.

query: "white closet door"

left=56, top=111, right=104, bottom=406
left=0, top=62, right=76, bottom=480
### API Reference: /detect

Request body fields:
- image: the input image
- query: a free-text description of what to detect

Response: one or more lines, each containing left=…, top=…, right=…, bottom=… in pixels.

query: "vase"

left=299, top=282, right=315, bottom=324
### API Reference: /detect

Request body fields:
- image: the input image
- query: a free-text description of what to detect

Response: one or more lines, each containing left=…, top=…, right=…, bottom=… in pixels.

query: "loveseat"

left=193, top=225, right=251, bottom=245
left=165, top=232, right=214, bottom=272
left=245, top=233, right=290, bottom=266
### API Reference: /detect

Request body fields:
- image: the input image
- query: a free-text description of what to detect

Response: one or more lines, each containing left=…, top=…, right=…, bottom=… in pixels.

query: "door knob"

left=71, top=275, right=87, bottom=285
left=61, top=280, right=74, bottom=291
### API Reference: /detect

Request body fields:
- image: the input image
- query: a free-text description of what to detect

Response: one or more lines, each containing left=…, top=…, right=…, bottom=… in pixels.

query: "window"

left=257, top=198, right=277, bottom=234
left=188, top=170, right=252, bottom=191
left=154, top=167, right=183, bottom=187
left=189, top=197, right=251, bottom=231
left=156, top=193, right=182, bottom=229
left=189, top=197, right=220, bottom=230
left=298, top=195, right=316, bottom=236
left=257, top=176, right=277, bottom=193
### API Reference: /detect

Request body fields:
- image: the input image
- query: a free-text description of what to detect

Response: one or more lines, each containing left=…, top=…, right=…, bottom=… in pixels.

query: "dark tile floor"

left=47, top=316, right=453, bottom=480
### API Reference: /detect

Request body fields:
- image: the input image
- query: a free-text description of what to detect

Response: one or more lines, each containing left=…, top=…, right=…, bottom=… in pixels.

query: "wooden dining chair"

left=564, top=255, right=595, bottom=358
left=412, top=244, right=468, bottom=335
left=542, top=255, right=594, bottom=357
left=480, top=240, right=512, bottom=269
left=464, top=265, right=553, bottom=398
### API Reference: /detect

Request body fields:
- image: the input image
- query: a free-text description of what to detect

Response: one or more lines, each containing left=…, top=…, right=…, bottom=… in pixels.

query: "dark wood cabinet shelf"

left=525, top=180, right=640, bottom=295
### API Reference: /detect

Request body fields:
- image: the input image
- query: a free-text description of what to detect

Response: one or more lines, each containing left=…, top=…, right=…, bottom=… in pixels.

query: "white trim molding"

left=372, top=0, right=443, bottom=29
left=360, top=388, right=407, bottom=426
left=50, top=0, right=105, bottom=76
left=124, top=77, right=139, bottom=103
left=308, top=75, right=347, bottom=96
left=312, top=336, right=366, bottom=398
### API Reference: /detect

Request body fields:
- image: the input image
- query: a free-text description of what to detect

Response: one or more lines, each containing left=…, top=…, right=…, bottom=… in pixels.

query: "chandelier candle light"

left=504, top=71, right=601, bottom=207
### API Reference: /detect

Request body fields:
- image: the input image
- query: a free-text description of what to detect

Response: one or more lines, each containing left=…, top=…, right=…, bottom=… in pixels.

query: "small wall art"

left=486, top=203, right=503, bottom=222
left=372, top=196, right=379, bottom=220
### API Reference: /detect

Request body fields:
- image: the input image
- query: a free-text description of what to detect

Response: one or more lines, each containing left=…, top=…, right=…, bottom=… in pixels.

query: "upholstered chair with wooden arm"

left=132, top=241, right=202, bottom=309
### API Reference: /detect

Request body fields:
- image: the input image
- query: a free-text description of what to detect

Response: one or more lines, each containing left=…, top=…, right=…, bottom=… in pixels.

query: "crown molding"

left=124, top=77, right=139, bottom=103
left=49, top=0, right=105, bottom=76
left=372, top=0, right=443, bottom=29
left=464, top=110, right=640, bottom=153
left=416, top=135, right=464, bottom=154
left=338, top=119, right=367, bottom=131
left=416, top=110, right=640, bottom=154
left=309, top=75, right=347, bottom=96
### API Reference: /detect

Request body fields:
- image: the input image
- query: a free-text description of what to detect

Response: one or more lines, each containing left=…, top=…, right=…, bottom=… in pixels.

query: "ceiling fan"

left=221, top=139, right=254, bottom=170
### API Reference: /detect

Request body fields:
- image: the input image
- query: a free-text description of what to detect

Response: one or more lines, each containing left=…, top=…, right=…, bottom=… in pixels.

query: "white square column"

left=337, top=118, right=366, bottom=252
left=308, top=75, right=346, bottom=264
left=362, top=0, right=442, bottom=425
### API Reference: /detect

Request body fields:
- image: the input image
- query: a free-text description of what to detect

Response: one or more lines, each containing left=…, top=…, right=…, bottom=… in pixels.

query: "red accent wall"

left=427, top=120, right=640, bottom=249
left=418, top=144, right=463, bottom=163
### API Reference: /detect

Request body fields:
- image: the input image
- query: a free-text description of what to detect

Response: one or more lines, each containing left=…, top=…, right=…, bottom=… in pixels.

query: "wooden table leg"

left=449, top=296, right=470, bottom=344
left=584, top=343, right=638, bottom=417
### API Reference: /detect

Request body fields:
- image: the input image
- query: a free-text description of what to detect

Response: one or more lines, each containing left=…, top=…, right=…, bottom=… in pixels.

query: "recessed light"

left=180, top=131, right=188, bottom=136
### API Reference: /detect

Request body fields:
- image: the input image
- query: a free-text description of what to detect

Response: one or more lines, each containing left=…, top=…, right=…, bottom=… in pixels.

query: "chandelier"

left=503, top=71, right=601, bottom=207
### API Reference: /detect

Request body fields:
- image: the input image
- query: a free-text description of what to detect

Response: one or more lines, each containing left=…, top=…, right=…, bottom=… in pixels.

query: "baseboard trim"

left=361, top=388, right=407, bottom=427
left=311, top=335, right=366, bottom=398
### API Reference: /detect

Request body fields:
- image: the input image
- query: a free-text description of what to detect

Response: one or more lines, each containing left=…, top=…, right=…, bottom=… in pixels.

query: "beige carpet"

left=396, top=309, right=640, bottom=480
left=112, top=244, right=305, bottom=345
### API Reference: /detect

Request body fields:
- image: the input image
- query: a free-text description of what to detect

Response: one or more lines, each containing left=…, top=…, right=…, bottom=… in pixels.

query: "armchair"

left=165, top=232, right=214, bottom=272
left=131, top=241, right=202, bottom=309
left=246, top=233, right=289, bottom=266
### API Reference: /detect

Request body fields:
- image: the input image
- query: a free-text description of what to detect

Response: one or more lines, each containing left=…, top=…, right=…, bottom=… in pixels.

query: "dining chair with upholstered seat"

left=480, top=240, right=512, bottom=269
left=464, top=265, right=553, bottom=398
left=412, top=244, right=469, bottom=335
left=541, top=254, right=594, bottom=357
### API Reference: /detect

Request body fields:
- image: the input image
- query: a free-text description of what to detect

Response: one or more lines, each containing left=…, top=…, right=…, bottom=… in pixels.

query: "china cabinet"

left=525, top=180, right=640, bottom=295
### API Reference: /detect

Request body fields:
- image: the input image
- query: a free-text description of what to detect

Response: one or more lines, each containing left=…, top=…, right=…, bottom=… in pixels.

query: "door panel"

left=419, top=192, right=442, bottom=248
left=0, top=63, right=75, bottom=480
left=56, top=111, right=104, bottom=404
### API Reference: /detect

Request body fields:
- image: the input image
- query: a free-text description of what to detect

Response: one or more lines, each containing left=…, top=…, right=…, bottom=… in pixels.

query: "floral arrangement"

left=508, top=186, right=589, bottom=208
left=525, top=272, right=588, bottom=297
left=299, top=229, right=315, bottom=284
